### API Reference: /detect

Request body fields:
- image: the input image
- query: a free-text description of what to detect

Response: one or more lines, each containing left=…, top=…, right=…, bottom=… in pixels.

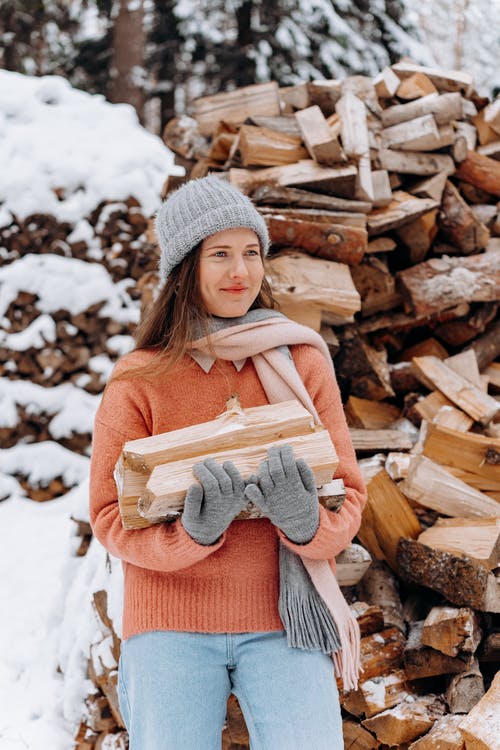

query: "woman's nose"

left=229, top=254, right=248, bottom=277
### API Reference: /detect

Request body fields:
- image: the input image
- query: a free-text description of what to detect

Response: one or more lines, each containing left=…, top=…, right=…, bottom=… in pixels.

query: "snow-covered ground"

left=0, top=69, right=179, bottom=748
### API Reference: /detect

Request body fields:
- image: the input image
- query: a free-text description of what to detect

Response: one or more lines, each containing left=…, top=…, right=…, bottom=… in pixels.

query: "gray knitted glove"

left=181, top=458, right=247, bottom=545
left=244, top=445, right=320, bottom=544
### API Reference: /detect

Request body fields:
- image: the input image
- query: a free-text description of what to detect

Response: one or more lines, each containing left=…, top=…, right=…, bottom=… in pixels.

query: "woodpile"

left=1, top=59, right=498, bottom=748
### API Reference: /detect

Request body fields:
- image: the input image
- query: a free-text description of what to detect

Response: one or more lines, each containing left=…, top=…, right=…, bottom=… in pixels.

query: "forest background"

left=2, top=0, right=499, bottom=137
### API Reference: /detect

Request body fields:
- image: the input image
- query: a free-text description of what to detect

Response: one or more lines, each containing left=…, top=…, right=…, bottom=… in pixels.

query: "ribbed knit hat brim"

left=155, top=175, right=270, bottom=280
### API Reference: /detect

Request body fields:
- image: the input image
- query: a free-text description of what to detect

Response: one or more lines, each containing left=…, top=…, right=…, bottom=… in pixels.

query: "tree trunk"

left=109, top=0, right=145, bottom=121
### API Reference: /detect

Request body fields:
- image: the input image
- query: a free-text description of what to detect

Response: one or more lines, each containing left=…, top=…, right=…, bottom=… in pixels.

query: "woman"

left=89, top=175, right=367, bottom=749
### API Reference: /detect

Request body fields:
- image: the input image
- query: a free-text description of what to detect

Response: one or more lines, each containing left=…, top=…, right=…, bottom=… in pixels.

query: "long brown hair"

left=112, top=243, right=277, bottom=382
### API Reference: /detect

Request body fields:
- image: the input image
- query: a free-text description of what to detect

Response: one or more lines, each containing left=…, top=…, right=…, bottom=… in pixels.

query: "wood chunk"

left=399, top=338, right=449, bottom=362
left=397, top=72, right=438, bottom=100
left=356, top=153, right=375, bottom=202
left=404, top=621, right=475, bottom=680
left=350, top=602, right=385, bottom=636
left=408, top=715, right=465, bottom=750
left=357, top=627, right=407, bottom=682
left=396, top=209, right=438, bottom=264
left=381, top=114, right=441, bottom=151
left=473, top=109, right=500, bottom=146
left=478, top=632, right=500, bottom=663
left=336, top=92, right=370, bottom=159
left=122, top=399, right=315, bottom=473
left=345, top=396, right=400, bottom=429
left=382, top=92, right=463, bottom=127
left=373, top=67, right=401, bottom=99
left=446, top=659, right=485, bottom=714
left=484, top=362, right=500, bottom=390
left=455, top=150, right=500, bottom=198
left=438, top=180, right=490, bottom=254
left=357, top=469, right=421, bottom=572
left=412, top=355, right=500, bottom=424
left=378, top=148, right=455, bottom=176
left=192, top=82, right=281, bottom=136
left=423, top=422, right=500, bottom=483
left=265, top=251, right=361, bottom=327
left=418, top=519, right=500, bottom=569
left=263, top=215, right=368, bottom=264
left=390, top=63, right=473, bottom=95
left=398, top=253, right=500, bottom=318
left=295, top=105, right=346, bottom=165
left=362, top=694, right=446, bottom=745
left=468, top=318, right=500, bottom=371
left=336, top=543, right=372, bottom=587
left=422, top=607, right=482, bottom=657
left=478, top=141, right=500, bottom=160
left=342, top=669, right=411, bottom=719
left=397, top=538, right=500, bottom=612
left=366, top=237, right=397, bottom=253
left=445, top=349, right=483, bottom=389
left=238, top=125, right=308, bottom=167
left=343, top=719, right=378, bottom=750
left=334, top=333, right=395, bottom=401
left=259, top=206, right=367, bottom=229
left=229, top=161, right=358, bottom=197
left=370, top=170, right=392, bottom=208
left=367, top=191, right=439, bottom=235
left=357, top=559, right=406, bottom=634
left=402, top=455, right=500, bottom=519
left=141, top=428, right=337, bottom=520
left=250, top=184, right=372, bottom=213
left=307, top=79, right=342, bottom=116
left=458, top=671, right=500, bottom=750
left=247, top=115, right=301, bottom=136
left=410, top=172, right=448, bottom=202
left=483, top=98, right=500, bottom=135
left=349, top=428, right=414, bottom=452
left=279, top=83, right=311, bottom=111
left=350, top=254, right=402, bottom=316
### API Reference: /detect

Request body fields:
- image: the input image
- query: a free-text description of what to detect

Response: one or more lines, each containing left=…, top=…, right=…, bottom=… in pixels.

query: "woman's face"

left=198, top=227, right=265, bottom=318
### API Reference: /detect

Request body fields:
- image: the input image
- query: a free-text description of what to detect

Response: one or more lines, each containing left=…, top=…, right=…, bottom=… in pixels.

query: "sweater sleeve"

left=277, top=345, right=367, bottom=561
left=89, top=363, right=226, bottom=572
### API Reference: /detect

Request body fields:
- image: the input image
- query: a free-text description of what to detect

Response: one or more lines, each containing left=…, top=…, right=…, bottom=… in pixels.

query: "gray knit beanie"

left=155, top=175, right=270, bottom=281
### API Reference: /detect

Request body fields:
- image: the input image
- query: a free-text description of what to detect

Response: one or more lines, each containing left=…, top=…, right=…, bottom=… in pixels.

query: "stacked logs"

left=1, top=58, right=499, bottom=748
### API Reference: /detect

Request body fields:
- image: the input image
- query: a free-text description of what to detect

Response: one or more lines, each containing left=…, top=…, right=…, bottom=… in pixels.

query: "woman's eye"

left=246, top=249, right=259, bottom=256
left=212, top=250, right=226, bottom=257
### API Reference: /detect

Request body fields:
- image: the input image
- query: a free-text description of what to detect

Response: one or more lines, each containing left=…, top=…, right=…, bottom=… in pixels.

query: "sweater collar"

left=189, top=351, right=247, bottom=373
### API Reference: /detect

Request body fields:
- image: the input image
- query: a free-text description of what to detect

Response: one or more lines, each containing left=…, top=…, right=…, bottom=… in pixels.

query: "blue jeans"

left=118, top=630, right=343, bottom=749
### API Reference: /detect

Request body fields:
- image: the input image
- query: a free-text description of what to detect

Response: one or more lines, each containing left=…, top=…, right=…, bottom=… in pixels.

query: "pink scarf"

left=189, top=314, right=361, bottom=691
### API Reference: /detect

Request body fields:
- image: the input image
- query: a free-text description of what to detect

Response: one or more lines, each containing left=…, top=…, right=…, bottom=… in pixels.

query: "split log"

left=478, top=632, right=500, bottom=663
left=390, top=62, right=473, bottom=95
left=366, top=237, right=396, bottom=253
left=378, top=148, right=455, bottom=176
left=342, top=720, right=378, bottom=750
left=483, top=98, right=500, bottom=135
left=478, top=141, right=500, bottom=160
left=229, top=161, right=358, bottom=197
left=362, top=694, right=446, bottom=745
left=396, top=209, right=439, bottom=264
left=263, top=215, right=368, bottom=264
left=350, top=255, right=402, bottom=316
left=422, top=422, right=500, bottom=484
left=409, top=394, right=474, bottom=431
left=446, top=659, right=485, bottom=714
left=350, top=602, right=385, bottom=636
left=345, top=396, right=400, bottom=429
left=411, top=355, right=500, bottom=424
left=467, top=318, right=500, bottom=370
left=454, top=150, right=500, bottom=198
left=410, top=172, right=448, bottom=202
left=382, top=91, right=463, bottom=127
left=367, top=191, right=439, bottom=235
left=349, top=428, right=414, bottom=452
left=421, top=607, right=482, bottom=656
left=307, top=80, right=342, bottom=116
left=454, top=120, right=477, bottom=151
left=249, top=184, right=372, bottom=213
left=458, top=671, right=500, bottom=750
left=192, top=82, right=281, bottom=136
left=418, top=518, right=500, bottom=569
left=373, top=67, right=400, bottom=99
left=279, top=83, right=310, bottom=111
left=438, top=180, right=490, bottom=253
left=404, top=621, right=475, bottom=680
left=397, top=538, right=500, bottom=613
left=381, top=114, right=442, bottom=151
left=445, top=349, right=483, bottom=389
left=295, top=105, right=346, bottom=164
left=397, top=252, right=500, bottom=318
left=237, top=125, right=308, bottom=167
left=473, top=109, right=500, bottom=146
left=370, top=170, right=392, bottom=208
left=357, top=469, right=421, bottom=572
left=334, top=332, right=395, bottom=401
left=139, top=428, right=337, bottom=521
left=408, top=715, right=465, bottom=750
left=356, top=626, right=406, bottom=683
left=336, top=92, right=370, bottom=159
left=264, top=251, right=361, bottom=329
left=402, top=455, right=500, bottom=519
left=357, top=559, right=406, bottom=633
left=397, top=72, right=438, bottom=100
left=342, top=669, right=411, bottom=719
left=335, top=543, right=372, bottom=586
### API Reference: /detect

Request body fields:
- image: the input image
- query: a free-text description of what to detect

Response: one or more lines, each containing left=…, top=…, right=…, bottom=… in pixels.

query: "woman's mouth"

left=221, top=287, right=247, bottom=294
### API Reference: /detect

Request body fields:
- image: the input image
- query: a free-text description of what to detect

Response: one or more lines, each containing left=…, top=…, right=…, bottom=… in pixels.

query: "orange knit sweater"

left=89, top=344, right=367, bottom=640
